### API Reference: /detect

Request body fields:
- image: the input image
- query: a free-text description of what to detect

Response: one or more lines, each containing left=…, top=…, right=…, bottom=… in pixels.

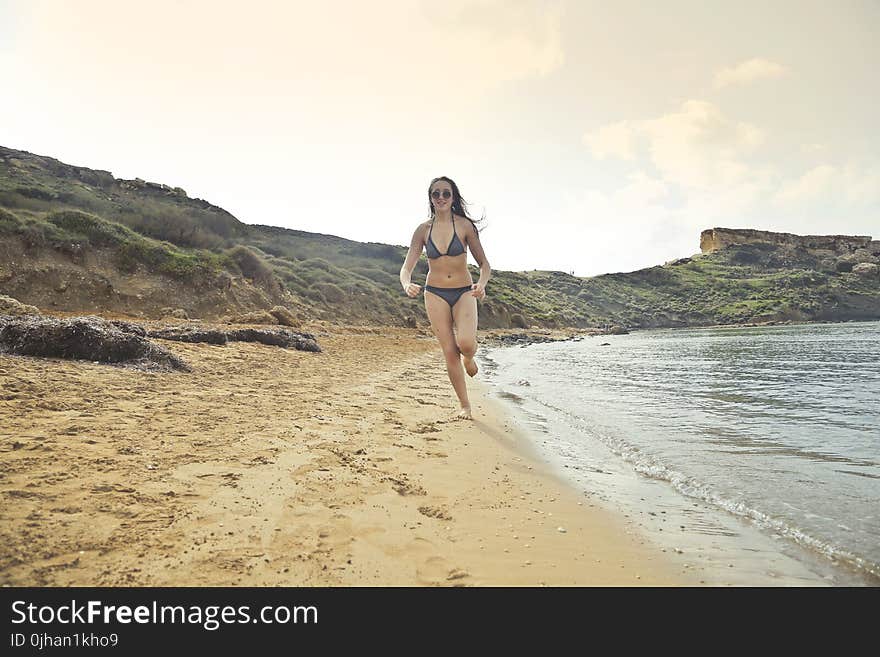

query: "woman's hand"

left=403, top=282, right=422, bottom=298
left=471, top=282, right=486, bottom=300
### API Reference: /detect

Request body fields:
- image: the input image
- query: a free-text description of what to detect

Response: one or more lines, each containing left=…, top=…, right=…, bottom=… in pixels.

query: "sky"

left=1, top=0, right=878, bottom=276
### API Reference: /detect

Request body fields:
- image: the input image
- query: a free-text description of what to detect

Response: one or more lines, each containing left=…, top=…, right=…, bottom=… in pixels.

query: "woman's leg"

left=452, top=292, right=478, bottom=377
left=424, top=291, right=471, bottom=417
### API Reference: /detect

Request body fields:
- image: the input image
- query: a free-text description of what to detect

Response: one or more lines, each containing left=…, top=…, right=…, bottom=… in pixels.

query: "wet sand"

left=0, top=322, right=694, bottom=586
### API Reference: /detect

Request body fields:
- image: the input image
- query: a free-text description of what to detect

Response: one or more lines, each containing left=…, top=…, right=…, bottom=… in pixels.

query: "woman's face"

left=430, top=181, right=453, bottom=213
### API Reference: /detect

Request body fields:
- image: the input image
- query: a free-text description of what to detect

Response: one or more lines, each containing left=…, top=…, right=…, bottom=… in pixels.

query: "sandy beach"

left=1, top=321, right=695, bottom=586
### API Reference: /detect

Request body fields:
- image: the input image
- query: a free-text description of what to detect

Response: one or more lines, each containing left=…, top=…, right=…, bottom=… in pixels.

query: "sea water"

left=479, top=321, right=880, bottom=585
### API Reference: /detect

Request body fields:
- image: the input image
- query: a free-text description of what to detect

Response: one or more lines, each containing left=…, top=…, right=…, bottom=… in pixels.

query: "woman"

left=399, top=176, right=491, bottom=419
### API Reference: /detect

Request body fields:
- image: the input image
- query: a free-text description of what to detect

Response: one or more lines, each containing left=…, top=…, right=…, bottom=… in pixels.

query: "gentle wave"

left=530, top=394, right=880, bottom=581
left=481, top=321, right=880, bottom=585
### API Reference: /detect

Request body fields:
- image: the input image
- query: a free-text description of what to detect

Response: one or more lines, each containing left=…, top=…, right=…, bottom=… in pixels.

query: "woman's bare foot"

left=463, top=355, right=478, bottom=377
left=457, top=406, right=473, bottom=420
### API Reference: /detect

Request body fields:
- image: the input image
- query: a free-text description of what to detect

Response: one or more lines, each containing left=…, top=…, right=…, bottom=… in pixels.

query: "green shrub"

left=14, top=186, right=56, bottom=201
left=351, top=266, right=397, bottom=287
left=46, top=210, right=138, bottom=248
left=158, top=251, right=200, bottom=278
left=274, top=270, right=308, bottom=290
left=0, top=207, right=20, bottom=234
left=0, top=212, right=61, bottom=248
left=302, top=258, right=335, bottom=272
left=311, top=282, right=346, bottom=303
left=225, top=245, right=274, bottom=282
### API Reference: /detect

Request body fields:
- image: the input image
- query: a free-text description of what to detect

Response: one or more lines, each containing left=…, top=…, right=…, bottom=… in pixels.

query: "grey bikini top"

left=425, top=215, right=465, bottom=258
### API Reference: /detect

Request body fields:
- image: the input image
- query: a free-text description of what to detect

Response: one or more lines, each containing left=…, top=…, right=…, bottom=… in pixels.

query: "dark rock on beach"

left=226, top=327, right=321, bottom=352
left=483, top=331, right=575, bottom=348
left=109, top=319, right=148, bottom=337
left=0, top=314, right=190, bottom=371
left=148, top=326, right=229, bottom=345
left=149, top=325, right=321, bottom=352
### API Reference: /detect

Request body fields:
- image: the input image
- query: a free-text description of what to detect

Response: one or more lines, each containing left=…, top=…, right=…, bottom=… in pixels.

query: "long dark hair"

left=428, top=176, right=486, bottom=236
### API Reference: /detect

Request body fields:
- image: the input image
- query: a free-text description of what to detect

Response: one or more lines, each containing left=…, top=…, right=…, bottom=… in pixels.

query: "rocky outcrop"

left=853, top=263, right=879, bottom=279
left=853, top=248, right=879, bottom=264
left=0, top=294, right=40, bottom=316
left=700, top=228, right=873, bottom=257
left=118, top=178, right=187, bottom=198
left=160, top=307, right=189, bottom=320
left=0, top=315, right=189, bottom=371
left=482, top=329, right=596, bottom=348
left=268, top=305, right=299, bottom=327
left=485, top=332, right=561, bottom=347
left=836, top=256, right=858, bottom=272
left=510, top=313, right=528, bottom=329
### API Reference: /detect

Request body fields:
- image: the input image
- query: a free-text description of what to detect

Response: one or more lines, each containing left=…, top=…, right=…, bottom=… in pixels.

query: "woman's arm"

left=400, top=224, right=426, bottom=296
left=466, top=224, right=491, bottom=296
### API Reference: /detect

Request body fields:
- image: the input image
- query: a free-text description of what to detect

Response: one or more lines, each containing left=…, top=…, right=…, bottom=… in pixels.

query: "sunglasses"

left=431, top=189, right=452, bottom=200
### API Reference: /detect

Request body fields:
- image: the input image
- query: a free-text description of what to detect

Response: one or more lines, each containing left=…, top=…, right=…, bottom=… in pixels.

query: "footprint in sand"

left=416, top=556, right=470, bottom=586
left=381, top=410, right=405, bottom=428
left=411, top=422, right=440, bottom=434
left=383, top=475, right=426, bottom=496
left=418, top=505, right=452, bottom=521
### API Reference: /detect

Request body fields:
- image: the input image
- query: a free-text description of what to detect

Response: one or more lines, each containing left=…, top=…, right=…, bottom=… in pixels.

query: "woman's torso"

left=423, top=215, right=472, bottom=287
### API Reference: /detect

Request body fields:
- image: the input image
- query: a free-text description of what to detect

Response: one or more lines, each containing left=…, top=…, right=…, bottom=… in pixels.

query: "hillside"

left=2, top=145, right=879, bottom=329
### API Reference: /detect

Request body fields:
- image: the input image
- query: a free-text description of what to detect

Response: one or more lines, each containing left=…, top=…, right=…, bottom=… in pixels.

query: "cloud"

left=577, top=99, right=826, bottom=265
left=613, top=170, right=669, bottom=207
left=583, top=120, right=638, bottom=161
left=642, top=100, right=765, bottom=190
left=584, top=100, right=766, bottom=192
left=841, top=165, right=880, bottom=206
left=429, top=0, right=566, bottom=82
left=773, top=164, right=837, bottom=204
left=15, top=0, right=565, bottom=108
left=713, top=58, right=789, bottom=89
left=800, top=143, right=826, bottom=154
left=773, top=163, right=880, bottom=207
left=582, top=96, right=879, bottom=251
